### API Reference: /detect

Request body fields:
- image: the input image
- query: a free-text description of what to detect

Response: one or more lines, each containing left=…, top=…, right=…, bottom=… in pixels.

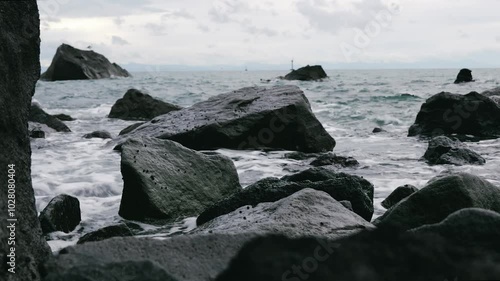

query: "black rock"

left=215, top=228, right=500, bottom=281
left=423, top=136, right=485, bottom=166
left=53, top=114, right=75, bottom=121
left=40, top=44, right=130, bottom=81
left=118, top=137, right=241, bottom=223
left=30, top=103, right=71, bottom=132
left=283, top=151, right=319, bottom=160
left=83, top=130, right=112, bottom=139
left=115, top=85, right=335, bottom=153
left=381, top=184, right=418, bottom=209
left=310, top=153, right=360, bottom=168
left=197, top=168, right=374, bottom=225
left=454, top=68, right=474, bottom=84
left=408, top=91, right=500, bottom=139
left=193, top=189, right=373, bottom=239
left=39, top=194, right=81, bottom=234
left=373, top=127, right=384, bottom=133
left=119, top=122, right=146, bottom=136
left=375, top=172, right=500, bottom=230
left=109, top=89, right=182, bottom=121
left=30, top=130, right=46, bottom=139
left=77, top=223, right=141, bottom=244
left=284, top=65, right=327, bottom=81
left=0, top=2, right=52, bottom=280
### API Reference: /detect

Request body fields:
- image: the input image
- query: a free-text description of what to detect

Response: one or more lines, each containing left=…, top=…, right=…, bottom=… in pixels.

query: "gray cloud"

left=144, top=22, right=168, bottom=36
left=111, top=35, right=129, bottom=46
left=162, top=9, right=195, bottom=20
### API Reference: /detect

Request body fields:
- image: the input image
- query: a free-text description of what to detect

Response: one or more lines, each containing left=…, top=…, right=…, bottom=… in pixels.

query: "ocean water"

left=32, top=69, right=500, bottom=251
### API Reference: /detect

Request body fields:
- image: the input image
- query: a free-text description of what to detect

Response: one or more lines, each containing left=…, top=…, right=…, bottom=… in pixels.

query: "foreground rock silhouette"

left=40, top=44, right=130, bottom=81
left=0, top=2, right=51, bottom=280
left=116, top=85, right=336, bottom=153
left=284, top=65, right=327, bottom=81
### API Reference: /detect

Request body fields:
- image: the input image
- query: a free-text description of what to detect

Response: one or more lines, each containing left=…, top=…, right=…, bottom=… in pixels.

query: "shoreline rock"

left=30, top=103, right=71, bottom=132
left=423, top=136, right=485, bottom=166
left=454, top=68, right=474, bottom=84
left=284, top=65, right=327, bottom=81
left=381, top=184, right=418, bottom=209
left=39, top=194, right=81, bottom=234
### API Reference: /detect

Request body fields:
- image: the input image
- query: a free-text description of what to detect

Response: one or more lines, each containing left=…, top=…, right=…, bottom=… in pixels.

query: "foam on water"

left=32, top=69, right=500, bottom=252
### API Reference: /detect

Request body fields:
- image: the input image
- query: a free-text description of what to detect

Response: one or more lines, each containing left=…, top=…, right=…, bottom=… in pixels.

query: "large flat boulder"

left=193, top=189, right=374, bottom=239
left=109, top=89, right=182, bottom=121
left=0, top=2, right=52, bottom=280
left=42, top=234, right=257, bottom=281
left=118, top=137, right=241, bottom=223
left=40, top=44, right=130, bottom=81
left=30, top=103, right=71, bottom=132
left=284, top=65, right=328, bottom=81
left=408, top=91, right=500, bottom=139
left=197, top=168, right=374, bottom=225
left=423, top=136, right=485, bottom=165
left=374, top=173, right=500, bottom=230
left=116, top=85, right=335, bottom=153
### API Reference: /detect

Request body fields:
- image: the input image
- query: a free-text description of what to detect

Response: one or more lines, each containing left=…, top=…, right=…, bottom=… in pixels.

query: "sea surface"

left=32, top=69, right=500, bottom=251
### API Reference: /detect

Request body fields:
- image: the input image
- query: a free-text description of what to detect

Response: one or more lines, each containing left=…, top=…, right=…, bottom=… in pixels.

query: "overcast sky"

left=38, top=0, right=500, bottom=70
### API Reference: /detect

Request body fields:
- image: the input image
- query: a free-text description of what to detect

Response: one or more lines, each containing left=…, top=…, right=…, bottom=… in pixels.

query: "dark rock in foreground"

left=119, top=122, right=146, bottom=135
left=39, top=194, right=81, bottom=234
left=118, top=137, right=241, bottom=223
left=77, top=223, right=142, bottom=244
left=83, top=130, right=112, bottom=139
left=423, top=136, right=485, bottom=166
left=30, top=103, right=71, bottom=132
left=109, top=89, right=182, bottom=121
left=40, top=44, right=130, bottom=81
left=42, top=234, right=257, bottom=281
left=310, top=153, right=359, bottom=168
left=454, top=68, right=474, bottom=84
left=284, top=65, right=327, bottom=81
left=116, top=85, right=335, bottom=153
left=197, top=168, right=374, bottom=225
left=0, top=2, right=52, bottom=280
left=408, top=91, right=500, bottom=139
left=375, top=172, right=500, bottom=230
left=215, top=228, right=500, bottom=281
left=381, top=184, right=418, bottom=209
left=53, top=114, right=75, bottom=121
left=193, top=189, right=373, bottom=239
left=412, top=208, right=500, bottom=249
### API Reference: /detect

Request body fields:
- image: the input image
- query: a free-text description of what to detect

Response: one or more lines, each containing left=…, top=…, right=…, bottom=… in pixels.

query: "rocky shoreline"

left=2, top=2, right=500, bottom=281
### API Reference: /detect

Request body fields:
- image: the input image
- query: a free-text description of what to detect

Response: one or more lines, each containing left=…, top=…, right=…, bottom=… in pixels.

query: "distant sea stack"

left=284, top=65, right=327, bottom=81
left=454, top=68, right=474, bottom=84
left=40, top=44, right=131, bottom=81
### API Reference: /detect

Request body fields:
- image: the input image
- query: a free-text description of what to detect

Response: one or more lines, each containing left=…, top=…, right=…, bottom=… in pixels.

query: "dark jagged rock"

left=381, top=184, right=418, bottom=209
left=77, top=223, right=142, bottom=244
left=118, top=137, right=241, bottom=223
left=40, top=44, right=130, bottom=81
left=310, top=153, right=360, bottom=168
left=41, top=233, right=257, bottom=281
left=193, top=189, right=373, bottom=239
left=83, top=130, right=112, bottom=139
left=39, top=194, right=81, bottom=234
left=197, top=169, right=374, bottom=225
left=375, top=173, right=500, bottom=230
left=0, top=2, right=52, bottom=280
left=423, top=136, right=485, bottom=166
left=43, top=260, right=179, bottom=281
left=30, top=103, right=71, bottom=132
left=119, top=122, right=146, bottom=135
left=53, top=114, right=75, bottom=121
left=215, top=228, right=500, bottom=281
left=109, top=89, right=182, bottom=121
left=454, top=68, right=474, bottom=84
left=115, top=85, right=335, bottom=153
left=284, top=65, right=327, bottom=81
left=412, top=208, right=500, bottom=249
left=408, top=91, right=500, bottom=139
left=30, top=130, right=45, bottom=139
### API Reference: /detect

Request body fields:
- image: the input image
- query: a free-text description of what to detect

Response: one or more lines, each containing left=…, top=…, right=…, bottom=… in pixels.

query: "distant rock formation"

left=83, top=130, right=112, bottom=139
left=284, top=65, right=327, bottom=81
left=40, top=44, right=130, bottom=81
left=109, top=89, right=182, bottom=121
left=0, top=2, right=52, bottom=280
left=454, top=68, right=474, bottom=84
left=115, top=85, right=336, bottom=153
